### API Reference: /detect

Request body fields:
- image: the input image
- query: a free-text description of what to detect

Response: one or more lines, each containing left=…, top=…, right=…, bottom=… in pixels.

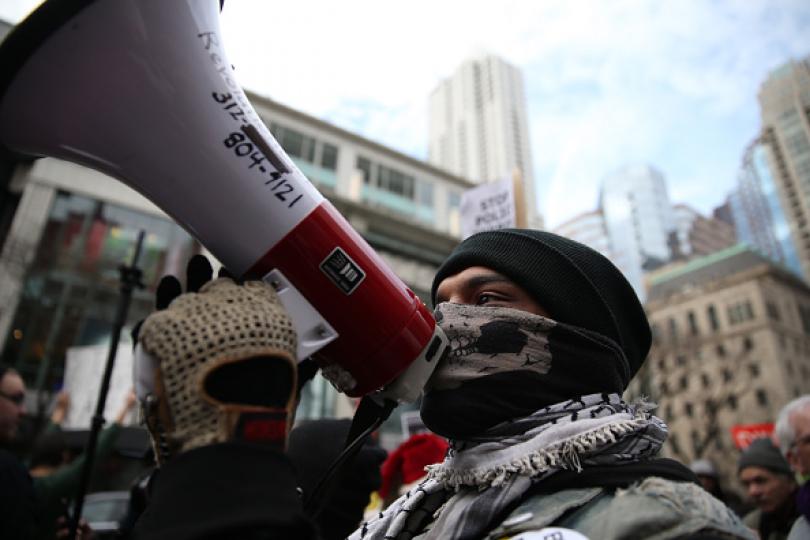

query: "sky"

left=3, top=1, right=810, bottom=229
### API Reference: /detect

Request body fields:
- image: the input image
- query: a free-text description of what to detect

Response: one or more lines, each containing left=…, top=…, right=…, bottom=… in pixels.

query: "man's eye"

left=476, top=294, right=492, bottom=305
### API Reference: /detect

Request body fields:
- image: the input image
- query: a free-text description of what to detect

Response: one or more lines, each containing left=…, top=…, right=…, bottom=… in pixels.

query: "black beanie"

left=431, top=229, right=651, bottom=378
left=738, top=437, right=793, bottom=477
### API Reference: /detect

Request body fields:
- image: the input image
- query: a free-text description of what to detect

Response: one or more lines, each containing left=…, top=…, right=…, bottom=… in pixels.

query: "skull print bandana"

left=425, top=303, right=556, bottom=391
left=421, top=303, right=631, bottom=439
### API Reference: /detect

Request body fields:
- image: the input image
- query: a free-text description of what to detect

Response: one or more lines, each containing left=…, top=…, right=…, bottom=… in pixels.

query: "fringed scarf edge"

left=426, top=417, right=654, bottom=490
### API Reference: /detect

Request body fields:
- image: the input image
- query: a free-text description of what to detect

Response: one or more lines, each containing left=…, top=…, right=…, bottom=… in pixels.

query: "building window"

left=766, top=301, right=781, bottom=321
left=728, top=395, right=738, bottom=410
left=749, top=364, right=760, bottom=377
left=416, top=181, right=434, bottom=207
left=376, top=163, right=415, bottom=198
left=657, top=357, right=666, bottom=371
left=275, top=125, right=315, bottom=163
left=357, top=156, right=417, bottom=200
left=716, top=344, right=726, bottom=357
left=684, top=402, right=693, bottom=417
left=798, top=305, right=810, bottom=335
left=722, top=369, right=733, bottom=383
left=668, top=318, right=679, bottom=342
left=756, top=389, right=769, bottom=407
left=659, top=380, right=670, bottom=395
left=448, top=192, right=461, bottom=210
left=679, top=375, right=689, bottom=390
left=701, top=373, right=711, bottom=388
left=728, top=300, right=755, bottom=325
left=320, top=143, right=338, bottom=170
left=651, top=323, right=660, bottom=345
left=665, top=403, right=673, bottom=418
left=687, top=311, right=699, bottom=335
left=743, top=336, right=754, bottom=352
left=707, top=305, right=719, bottom=332
left=676, top=355, right=687, bottom=366
left=357, top=156, right=372, bottom=183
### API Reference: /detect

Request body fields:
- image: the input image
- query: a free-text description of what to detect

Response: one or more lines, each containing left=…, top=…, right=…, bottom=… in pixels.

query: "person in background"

left=690, top=458, right=748, bottom=516
left=738, top=437, right=799, bottom=540
left=0, top=363, right=35, bottom=540
left=378, top=432, right=448, bottom=507
left=131, top=269, right=318, bottom=539
left=29, top=390, right=137, bottom=540
left=774, top=395, right=810, bottom=540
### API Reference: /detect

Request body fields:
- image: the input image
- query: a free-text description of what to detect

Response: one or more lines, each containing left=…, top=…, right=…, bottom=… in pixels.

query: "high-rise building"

left=672, top=204, right=736, bottom=259
left=643, top=245, right=810, bottom=490
left=599, top=165, right=677, bottom=299
left=428, top=54, right=541, bottom=228
left=728, top=139, right=803, bottom=278
left=758, top=57, right=810, bottom=278
left=552, top=166, right=733, bottom=301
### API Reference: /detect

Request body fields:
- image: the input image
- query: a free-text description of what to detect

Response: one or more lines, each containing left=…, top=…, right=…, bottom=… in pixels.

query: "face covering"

left=420, top=303, right=631, bottom=440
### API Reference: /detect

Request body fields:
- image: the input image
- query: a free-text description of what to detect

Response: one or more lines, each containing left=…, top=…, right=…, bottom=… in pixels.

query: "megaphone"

left=0, top=0, right=447, bottom=401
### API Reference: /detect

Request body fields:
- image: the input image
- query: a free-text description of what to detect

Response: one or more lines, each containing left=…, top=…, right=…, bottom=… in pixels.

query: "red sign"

left=731, top=423, right=774, bottom=449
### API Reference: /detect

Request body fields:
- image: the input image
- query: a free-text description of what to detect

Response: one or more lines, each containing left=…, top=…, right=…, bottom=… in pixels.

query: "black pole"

left=69, top=231, right=145, bottom=540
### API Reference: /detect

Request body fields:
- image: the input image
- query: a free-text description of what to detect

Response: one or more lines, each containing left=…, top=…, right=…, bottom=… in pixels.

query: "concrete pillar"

left=0, top=176, right=56, bottom=351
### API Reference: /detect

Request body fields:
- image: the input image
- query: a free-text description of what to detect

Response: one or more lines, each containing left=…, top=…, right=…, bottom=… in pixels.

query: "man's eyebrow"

left=465, top=274, right=512, bottom=289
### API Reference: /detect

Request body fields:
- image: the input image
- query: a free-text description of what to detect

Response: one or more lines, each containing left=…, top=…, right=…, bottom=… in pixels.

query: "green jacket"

left=488, top=477, right=756, bottom=540
left=32, top=423, right=122, bottom=540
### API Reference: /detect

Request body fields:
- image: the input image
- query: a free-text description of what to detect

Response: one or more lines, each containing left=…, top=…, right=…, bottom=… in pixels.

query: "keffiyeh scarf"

left=349, top=394, right=667, bottom=540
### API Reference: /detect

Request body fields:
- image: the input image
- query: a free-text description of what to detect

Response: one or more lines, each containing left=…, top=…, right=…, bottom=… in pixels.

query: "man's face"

left=0, top=371, right=26, bottom=443
left=739, top=466, right=796, bottom=513
left=435, top=266, right=549, bottom=317
left=787, top=408, right=810, bottom=476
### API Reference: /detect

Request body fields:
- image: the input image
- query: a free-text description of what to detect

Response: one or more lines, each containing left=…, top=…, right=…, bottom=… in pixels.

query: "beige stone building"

left=640, top=244, right=810, bottom=489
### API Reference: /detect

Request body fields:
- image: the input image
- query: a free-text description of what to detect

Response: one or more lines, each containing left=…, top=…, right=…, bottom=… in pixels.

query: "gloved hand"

left=133, top=255, right=299, bottom=464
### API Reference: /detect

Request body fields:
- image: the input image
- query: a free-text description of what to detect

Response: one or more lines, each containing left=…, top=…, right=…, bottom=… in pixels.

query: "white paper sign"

left=460, top=179, right=517, bottom=239
left=62, top=345, right=135, bottom=429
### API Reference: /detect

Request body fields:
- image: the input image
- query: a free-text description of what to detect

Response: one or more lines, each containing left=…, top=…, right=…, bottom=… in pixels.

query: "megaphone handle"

left=302, top=396, right=396, bottom=517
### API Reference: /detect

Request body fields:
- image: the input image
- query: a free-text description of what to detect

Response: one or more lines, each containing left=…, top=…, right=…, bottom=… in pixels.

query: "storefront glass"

left=1, top=192, right=198, bottom=398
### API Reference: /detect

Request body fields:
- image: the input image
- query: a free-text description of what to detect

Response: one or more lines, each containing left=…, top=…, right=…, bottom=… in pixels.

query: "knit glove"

left=134, top=256, right=298, bottom=464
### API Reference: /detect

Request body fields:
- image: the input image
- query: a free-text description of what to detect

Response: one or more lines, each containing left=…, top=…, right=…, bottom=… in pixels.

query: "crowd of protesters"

left=0, top=231, right=809, bottom=539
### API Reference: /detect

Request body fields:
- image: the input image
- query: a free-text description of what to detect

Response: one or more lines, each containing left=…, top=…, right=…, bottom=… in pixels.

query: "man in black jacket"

left=0, top=364, right=36, bottom=540
left=131, top=265, right=317, bottom=540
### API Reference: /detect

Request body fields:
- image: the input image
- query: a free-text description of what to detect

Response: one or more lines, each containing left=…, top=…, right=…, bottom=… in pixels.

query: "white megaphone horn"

left=0, top=0, right=448, bottom=402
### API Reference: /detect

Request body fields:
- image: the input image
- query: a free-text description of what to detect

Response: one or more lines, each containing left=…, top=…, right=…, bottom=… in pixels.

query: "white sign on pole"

left=459, top=179, right=517, bottom=239
left=62, top=344, right=135, bottom=429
